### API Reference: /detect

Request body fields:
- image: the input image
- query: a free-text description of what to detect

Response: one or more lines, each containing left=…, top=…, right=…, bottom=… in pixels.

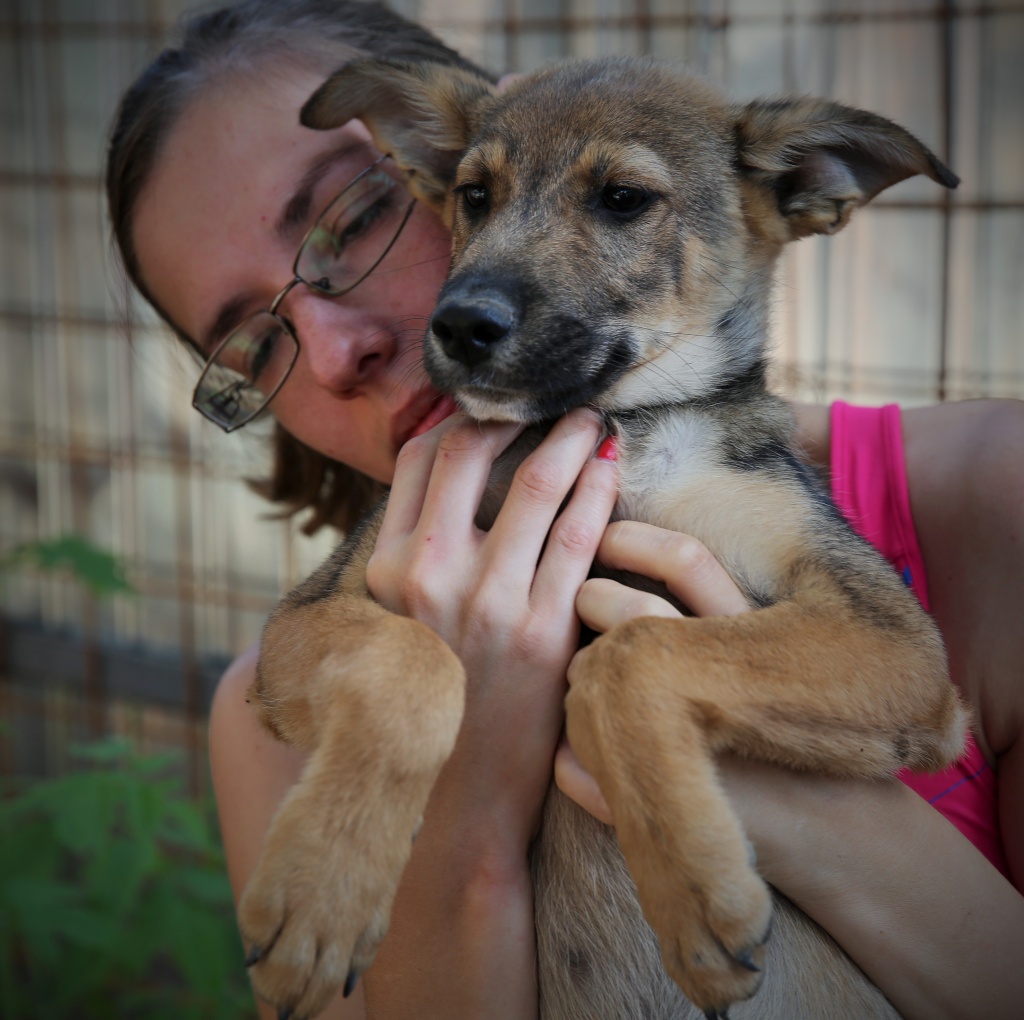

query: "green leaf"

left=0, top=926, right=23, bottom=1018
left=48, top=949, right=112, bottom=1015
left=69, top=735, right=135, bottom=764
left=175, top=864, right=233, bottom=907
left=2, top=534, right=135, bottom=597
left=0, top=739, right=256, bottom=1018
left=0, top=815, right=62, bottom=880
left=3, top=878, right=80, bottom=971
left=124, top=777, right=174, bottom=846
left=83, top=834, right=158, bottom=916
left=165, top=896, right=239, bottom=997
left=158, top=796, right=220, bottom=854
left=53, top=905, right=123, bottom=955
left=50, top=773, right=120, bottom=856
left=130, top=877, right=178, bottom=968
left=132, top=749, right=183, bottom=777
left=3, top=876, right=79, bottom=920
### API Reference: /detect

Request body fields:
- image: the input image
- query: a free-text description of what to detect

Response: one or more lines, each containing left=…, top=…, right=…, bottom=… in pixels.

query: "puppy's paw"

left=635, top=838, right=772, bottom=1014
left=238, top=780, right=418, bottom=1018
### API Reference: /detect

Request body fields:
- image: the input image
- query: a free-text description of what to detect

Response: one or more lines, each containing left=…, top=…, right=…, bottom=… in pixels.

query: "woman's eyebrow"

left=275, top=139, right=374, bottom=241
left=201, top=294, right=251, bottom=355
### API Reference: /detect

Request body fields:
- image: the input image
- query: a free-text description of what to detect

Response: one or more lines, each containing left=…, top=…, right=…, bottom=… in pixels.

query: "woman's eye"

left=246, top=332, right=278, bottom=382
left=328, top=196, right=390, bottom=255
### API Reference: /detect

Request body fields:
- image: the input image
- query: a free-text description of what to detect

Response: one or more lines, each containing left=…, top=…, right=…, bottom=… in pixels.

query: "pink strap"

left=830, top=401, right=931, bottom=611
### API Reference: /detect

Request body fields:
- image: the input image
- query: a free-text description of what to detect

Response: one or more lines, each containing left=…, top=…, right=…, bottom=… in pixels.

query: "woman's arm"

left=721, top=756, right=1024, bottom=1020
left=900, top=398, right=1024, bottom=887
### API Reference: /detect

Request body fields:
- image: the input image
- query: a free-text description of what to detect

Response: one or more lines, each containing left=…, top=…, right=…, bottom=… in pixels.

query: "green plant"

left=1, top=534, right=135, bottom=598
left=0, top=738, right=255, bottom=1019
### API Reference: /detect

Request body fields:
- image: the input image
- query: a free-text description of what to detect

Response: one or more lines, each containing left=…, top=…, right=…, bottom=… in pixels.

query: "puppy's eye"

left=601, top=185, right=650, bottom=217
left=462, top=184, right=489, bottom=210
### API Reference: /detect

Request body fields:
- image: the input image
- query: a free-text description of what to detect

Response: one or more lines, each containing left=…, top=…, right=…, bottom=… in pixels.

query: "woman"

left=106, top=1, right=1024, bottom=1017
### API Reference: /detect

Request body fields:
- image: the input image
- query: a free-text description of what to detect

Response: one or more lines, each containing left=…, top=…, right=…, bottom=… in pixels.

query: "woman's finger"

left=554, top=736, right=613, bottom=824
left=575, top=576, right=683, bottom=634
left=378, top=412, right=465, bottom=541
left=528, top=442, right=619, bottom=614
left=485, top=408, right=604, bottom=587
left=596, top=520, right=750, bottom=618
left=379, top=414, right=521, bottom=542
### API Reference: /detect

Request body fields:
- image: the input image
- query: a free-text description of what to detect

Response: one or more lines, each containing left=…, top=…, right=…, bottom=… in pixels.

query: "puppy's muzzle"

left=431, top=292, right=517, bottom=368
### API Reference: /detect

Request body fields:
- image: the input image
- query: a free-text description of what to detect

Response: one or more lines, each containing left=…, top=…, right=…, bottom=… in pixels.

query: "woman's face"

left=133, top=68, right=456, bottom=484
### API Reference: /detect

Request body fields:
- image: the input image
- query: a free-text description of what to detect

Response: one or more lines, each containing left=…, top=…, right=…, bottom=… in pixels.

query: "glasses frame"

left=191, top=154, right=417, bottom=432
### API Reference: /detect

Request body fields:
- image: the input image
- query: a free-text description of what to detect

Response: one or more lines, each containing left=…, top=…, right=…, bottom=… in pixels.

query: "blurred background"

left=4, top=0, right=1023, bottom=788
left=0, top=0, right=1021, bottom=1013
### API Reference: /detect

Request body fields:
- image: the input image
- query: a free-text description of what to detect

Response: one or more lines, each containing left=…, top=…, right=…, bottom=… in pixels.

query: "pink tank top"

left=829, top=401, right=1010, bottom=879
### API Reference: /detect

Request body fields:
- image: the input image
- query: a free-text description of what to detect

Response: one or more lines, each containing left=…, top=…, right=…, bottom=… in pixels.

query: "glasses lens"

left=296, top=168, right=413, bottom=295
left=192, top=313, right=298, bottom=430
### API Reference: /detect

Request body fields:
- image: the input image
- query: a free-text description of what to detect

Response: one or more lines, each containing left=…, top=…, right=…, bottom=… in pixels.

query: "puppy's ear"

left=734, top=97, right=958, bottom=239
left=301, top=59, right=496, bottom=220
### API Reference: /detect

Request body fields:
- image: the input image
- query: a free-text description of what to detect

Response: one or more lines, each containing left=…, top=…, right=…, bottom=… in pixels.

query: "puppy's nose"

left=431, top=295, right=515, bottom=367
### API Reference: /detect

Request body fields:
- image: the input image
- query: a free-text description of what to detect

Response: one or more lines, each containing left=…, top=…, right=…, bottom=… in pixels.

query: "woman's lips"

left=406, top=393, right=460, bottom=443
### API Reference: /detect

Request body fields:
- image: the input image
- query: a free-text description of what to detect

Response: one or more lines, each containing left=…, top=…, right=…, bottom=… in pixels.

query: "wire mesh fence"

left=1, top=0, right=1022, bottom=790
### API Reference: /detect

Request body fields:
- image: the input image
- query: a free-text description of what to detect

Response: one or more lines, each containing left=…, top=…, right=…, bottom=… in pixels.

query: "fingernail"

left=596, top=435, right=618, bottom=461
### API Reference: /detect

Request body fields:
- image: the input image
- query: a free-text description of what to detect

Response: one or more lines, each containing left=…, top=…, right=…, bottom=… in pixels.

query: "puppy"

left=238, top=56, right=965, bottom=1019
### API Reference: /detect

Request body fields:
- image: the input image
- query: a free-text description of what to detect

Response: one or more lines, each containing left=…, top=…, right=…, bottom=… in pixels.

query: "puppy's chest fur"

left=477, top=388, right=821, bottom=616
left=609, top=397, right=817, bottom=608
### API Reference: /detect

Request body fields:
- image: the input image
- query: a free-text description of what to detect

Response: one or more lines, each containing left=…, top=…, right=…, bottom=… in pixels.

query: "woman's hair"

left=106, top=0, right=487, bottom=534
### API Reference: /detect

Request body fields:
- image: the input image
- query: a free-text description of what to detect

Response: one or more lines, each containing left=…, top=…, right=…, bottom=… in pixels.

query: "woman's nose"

left=284, top=284, right=396, bottom=396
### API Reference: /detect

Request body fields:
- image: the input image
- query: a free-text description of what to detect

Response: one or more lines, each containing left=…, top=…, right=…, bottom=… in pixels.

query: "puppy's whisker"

left=374, top=253, right=452, bottom=278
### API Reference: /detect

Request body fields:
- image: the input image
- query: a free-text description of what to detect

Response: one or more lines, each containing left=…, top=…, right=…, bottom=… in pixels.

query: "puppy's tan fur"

left=238, top=57, right=965, bottom=1019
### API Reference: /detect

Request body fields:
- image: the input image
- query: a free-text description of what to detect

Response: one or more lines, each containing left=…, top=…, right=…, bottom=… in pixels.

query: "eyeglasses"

left=191, top=155, right=416, bottom=432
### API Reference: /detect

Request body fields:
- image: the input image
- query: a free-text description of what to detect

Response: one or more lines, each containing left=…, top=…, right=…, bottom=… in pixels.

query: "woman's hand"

left=367, top=407, right=619, bottom=851
left=555, top=520, right=750, bottom=821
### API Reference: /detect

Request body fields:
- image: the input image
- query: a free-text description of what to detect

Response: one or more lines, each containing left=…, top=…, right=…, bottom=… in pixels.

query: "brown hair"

left=106, top=0, right=487, bottom=533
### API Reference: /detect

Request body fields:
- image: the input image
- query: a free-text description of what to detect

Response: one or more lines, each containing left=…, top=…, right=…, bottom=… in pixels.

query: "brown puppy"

left=238, top=57, right=965, bottom=1019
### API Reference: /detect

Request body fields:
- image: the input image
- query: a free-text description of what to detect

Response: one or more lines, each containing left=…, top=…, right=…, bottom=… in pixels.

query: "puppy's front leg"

left=239, top=587, right=465, bottom=1019
left=565, top=587, right=961, bottom=1016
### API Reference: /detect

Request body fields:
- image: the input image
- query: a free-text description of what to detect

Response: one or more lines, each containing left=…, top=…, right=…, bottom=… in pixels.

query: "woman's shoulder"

left=209, top=640, right=307, bottom=843
left=902, top=397, right=1024, bottom=502
left=901, top=399, right=1024, bottom=755
left=215, top=641, right=261, bottom=700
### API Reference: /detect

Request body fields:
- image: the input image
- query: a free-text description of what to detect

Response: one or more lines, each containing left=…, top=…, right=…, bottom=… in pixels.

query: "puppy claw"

left=245, top=944, right=265, bottom=968
left=343, top=968, right=361, bottom=998
left=732, top=947, right=761, bottom=973
left=277, top=1009, right=293, bottom=1020
left=703, top=1009, right=730, bottom=1020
